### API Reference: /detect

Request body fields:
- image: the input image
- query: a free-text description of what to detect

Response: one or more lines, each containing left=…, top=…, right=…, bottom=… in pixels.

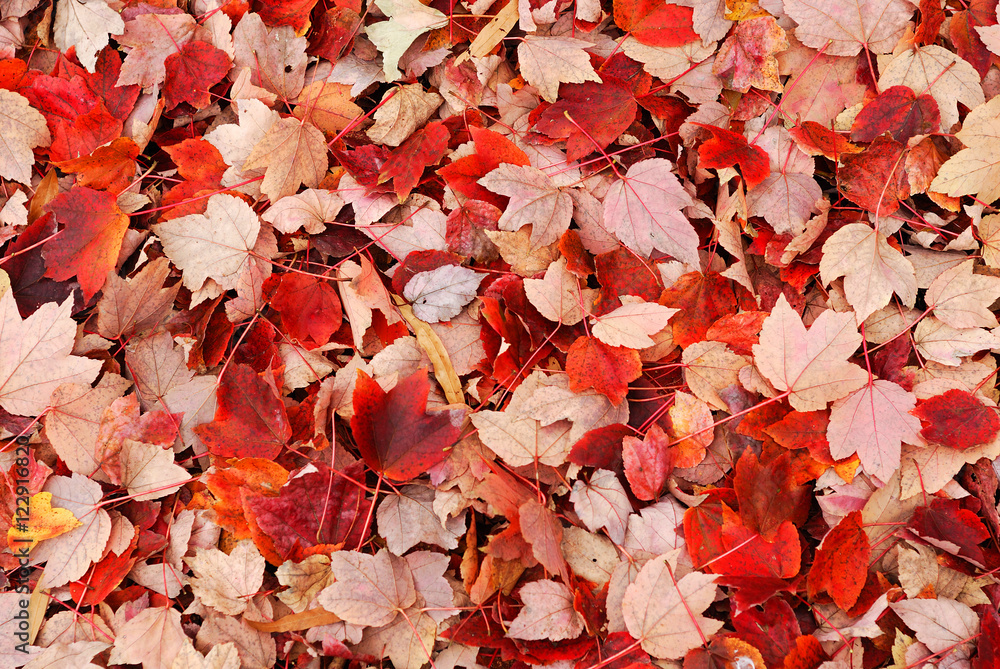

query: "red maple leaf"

left=351, top=368, right=465, bottom=481
left=195, top=364, right=292, bottom=460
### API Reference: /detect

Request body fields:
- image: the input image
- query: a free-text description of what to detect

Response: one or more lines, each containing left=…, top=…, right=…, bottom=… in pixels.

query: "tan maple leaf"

left=116, top=13, right=196, bottom=88
left=108, top=607, right=188, bottom=669
left=890, top=599, right=979, bottom=656
left=926, top=259, right=1000, bottom=329
left=517, top=35, right=602, bottom=103
left=242, top=117, right=329, bottom=202
left=53, top=0, right=124, bottom=72
left=524, top=257, right=588, bottom=326
left=367, top=85, right=442, bottom=147
left=232, top=12, right=307, bottom=100
left=712, top=16, right=788, bottom=92
left=186, top=541, right=265, bottom=616
left=827, top=380, right=921, bottom=482
left=0, top=89, right=51, bottom=185
left=570, top=468, right=630, bottom=543
left=317, top=549, right=416, bottom=627
left=44, top=374, right=132, bottom=477
left=591, top=299, right=678, bottom=349
left=204, top=99, right=280, bottom=199
left=930, top=96, right=1000, bottom=204
left=819, top=222, right=917, bottom=323
left=752, top=294, right=868, bottom=411
left=376, top=485, right=465, bottom=555
left=31, top=474, right=111, bottom=588
left=508, top=580, right=584, bottom=641
left=154, top=194, right=261, bottom=293
left=479, top=164, right=573, bottom=248
left=782, top=0, right=913, bottom=56
left=0, top=292, right=102, bottom=417
left=97, top=258, right=179, bottom=340
left=622, top=551, right=723, bottom=660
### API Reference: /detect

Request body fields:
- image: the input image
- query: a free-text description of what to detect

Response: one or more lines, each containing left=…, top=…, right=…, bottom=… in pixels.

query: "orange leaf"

left=566, top=335, right=642, bottom=406
left=807, top=510, right=870, bottom=610
left=42, top=186, right=130, bottom=300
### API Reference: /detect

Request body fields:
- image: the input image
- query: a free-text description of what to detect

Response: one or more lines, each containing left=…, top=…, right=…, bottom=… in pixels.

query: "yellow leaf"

left=7, top=492, right=82, bottom=553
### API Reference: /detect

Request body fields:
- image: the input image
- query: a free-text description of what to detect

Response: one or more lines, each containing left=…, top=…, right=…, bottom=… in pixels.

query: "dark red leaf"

left=195, top=364, right=292, bottom=459
left=351, top=368, right=465, bottom=480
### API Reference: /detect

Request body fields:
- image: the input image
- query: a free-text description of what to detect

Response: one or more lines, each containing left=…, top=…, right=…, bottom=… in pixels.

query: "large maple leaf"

left=194, top=364, right=292, bottom=460
left=42, top=186, right=130, bottom=300
left=603, top=158, right=699, bottom=264
left=0, top=292, right=102, bottom=417
left=351, top=368, right=465, bottom=480
left=782, top=0, right=914, bottom=55
left=752, top=294, right=868, bottom=412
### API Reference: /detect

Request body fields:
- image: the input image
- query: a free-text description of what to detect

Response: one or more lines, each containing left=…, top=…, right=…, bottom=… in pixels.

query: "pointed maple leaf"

left=162, top=41, right=230, bottom=110
left=753, top=294, right=868, bottom=412
left=622, top=552, right=723, bottom=660
left=912, top=389, right=1000, bottom=450
left=96, top=258, right=179, bottom=341
left=782, top=0, right=913, bottom=56
left=318, top=548, right=416, bottom=627
left=516, top=36, right=602, bottom=103
left=818, top=222, right=917, bottom=323
left=53, top=136, right=139, bottom=192
left=613, top=0, right=699, bottom=47
left=0, top=88, right=50, bottom=185
left=270, top=273, right=343, bottom=349
left=42, top=186, right=130, bottom=300
left=509, top=580, right=584, bottom=642
left=242, top=117, right=329, bottom=202
left=53, top=0, right=124, bottom=72
left=534, top=77, right=638, bottom=162
left=603, top=158, right=698, bottom=264
left=926, top=259, right=1000, bottom=329
left=712, top=16, right=788, bottom=93
left=827, top=380, right=921, bottom=481
left=186, top=541, right=265, bottom=616
left=807, top=511, right=870, bottom=610
left=0, top=292, right=102, bottom=417
left=566, top=335, right=642, bottom=406
left=154, top=193, right=262, bottom=292
left=351, top=368, right=465, bottom=481
left=694, top=123, right=770, bottom=189
left=195, top=364, right=291, bottom=459
left=377, top=120, right=450, bottom=200
left=479, top=164, right=574, bottom=249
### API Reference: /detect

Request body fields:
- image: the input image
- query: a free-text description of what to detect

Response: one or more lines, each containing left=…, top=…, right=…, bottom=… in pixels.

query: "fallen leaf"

left=603, top=158, right=698, bottom=264
left=508, top=580, right=584, bottom=641
left=242, top=117, right=329, bottom=202
left=0, top=88, right=50, bottom=185
left=352, top=368, right=465, bottom=480
left=752, top=294, right=868, bottom=412
left=622, top=551, right=724, bottom=659
left=516, top=36, right=602, bottom=103
left=0, top=291, right=102, bottom=417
